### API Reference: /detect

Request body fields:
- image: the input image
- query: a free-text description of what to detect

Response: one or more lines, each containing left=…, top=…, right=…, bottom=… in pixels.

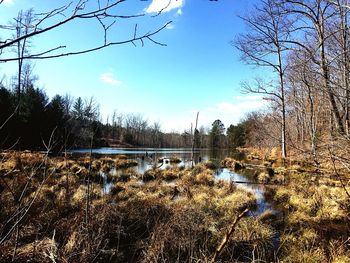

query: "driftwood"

left=211, top=208, right=249, bottom=262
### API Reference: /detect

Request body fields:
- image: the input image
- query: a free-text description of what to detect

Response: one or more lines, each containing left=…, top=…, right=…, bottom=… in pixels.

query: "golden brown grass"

left=269, top=169, right=350, bottom=262
left=168, top=156, right=181, bottom=163
left=221, top=157, right=245, bottom=171
left=1, top=149, right=349, bottom=262
left=237, top=146, right=350, bottom=263
left=161, top=167, right=182, bottom=181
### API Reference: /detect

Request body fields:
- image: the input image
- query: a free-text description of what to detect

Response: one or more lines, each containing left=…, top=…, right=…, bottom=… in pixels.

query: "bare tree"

left=287, top=51, right=324, bottom=165
left=150, top=121, right=162, bottom=147
left=331, top=0, right=350, bottom=135
left=235, top=0, right=291, bottom=158
left=191, top=112, right=199, bottom=168
left=12, top=9, right=35, bottom=106
left=282, top=0, right=346, bottom=133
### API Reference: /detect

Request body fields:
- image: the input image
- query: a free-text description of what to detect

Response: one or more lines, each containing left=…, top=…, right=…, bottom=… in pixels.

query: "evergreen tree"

left=0, top=86, right=16, bottom=148
left=20, top=86, right=48, bottom=148
left=209, top=119, right=225, bottom=148
left=227, top=123, right=246, bottom=149
left=45, top=95, right=67, bottom=151
left=73, top=97, right=84, bottom=120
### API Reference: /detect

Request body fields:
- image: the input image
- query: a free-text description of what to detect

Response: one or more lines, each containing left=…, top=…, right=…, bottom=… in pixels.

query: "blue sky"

left=0, top=0, right=268, bottom=132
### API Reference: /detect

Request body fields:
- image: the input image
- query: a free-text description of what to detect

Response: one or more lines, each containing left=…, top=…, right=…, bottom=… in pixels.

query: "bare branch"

left=0, top=21, right=172, bottom=62
left=0, top=0, right=143, bottom=51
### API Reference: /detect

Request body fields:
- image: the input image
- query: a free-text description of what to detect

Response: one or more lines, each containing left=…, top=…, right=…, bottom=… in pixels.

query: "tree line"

left=0, top=74, right=249, bottom=151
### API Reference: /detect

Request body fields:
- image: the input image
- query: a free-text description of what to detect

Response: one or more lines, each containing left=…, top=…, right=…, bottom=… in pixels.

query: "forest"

left=0, top=81, right=241, bottom=150
left=1, top=0, right=350, bottom=262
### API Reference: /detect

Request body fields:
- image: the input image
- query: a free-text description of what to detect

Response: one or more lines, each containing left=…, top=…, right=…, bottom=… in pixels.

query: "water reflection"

left=135, top=156, right=200, bottom=174
left=72, top=147, right=242, bottom=164
left=73, top=147, right=201, bottom=155
left=75, top=148, right=274, bottom=215
left=88, top=147, right=280, bottom=253
left=216, top=168, right=276, bottom=215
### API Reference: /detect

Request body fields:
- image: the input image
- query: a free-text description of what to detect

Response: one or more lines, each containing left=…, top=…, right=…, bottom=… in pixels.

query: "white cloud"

left=145, top=0, right=184, bottom=13
left=166, top=23, right=175, bottom=29
left=200, top=95, right=269, bottom=128
left=2, top=0, right=14, bottom=5
left=160, top=95, right=268, bottom=132
left=177, top=9, right=182, bottom=15
left=130, top=95, right=267, bottom=133
left=100, top=71, right=122, bottom=86
left=209, top=95, right=267, bottom=114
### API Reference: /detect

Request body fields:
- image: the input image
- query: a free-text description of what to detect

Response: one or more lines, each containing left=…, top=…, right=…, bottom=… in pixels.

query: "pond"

left=215, top=168, right=277, bottom=215
left=73, top=147, right=281, bottom=255
left=72, top=147, right=243, bottom=173
left=72, top=147, right=275, bottom=215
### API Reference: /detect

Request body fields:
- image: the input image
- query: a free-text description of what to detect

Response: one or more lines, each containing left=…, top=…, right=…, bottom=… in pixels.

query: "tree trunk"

left=341, top=0, right=350, bottom=136
left=277, top=40, right=287, bottom=158
left=319, top=9, right=345, bottom=134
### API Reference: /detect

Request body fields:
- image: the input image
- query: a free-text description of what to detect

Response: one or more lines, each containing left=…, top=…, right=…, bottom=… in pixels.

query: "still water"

left=72, top=147, right=273, bottom=215
left=73, top=147, right=280, bottom=252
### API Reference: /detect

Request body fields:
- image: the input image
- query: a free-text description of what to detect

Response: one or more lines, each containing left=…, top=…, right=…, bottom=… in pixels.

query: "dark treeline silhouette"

left=0, top=83, right=105, bottom=151
left=0, top=81, right=245, bottom=151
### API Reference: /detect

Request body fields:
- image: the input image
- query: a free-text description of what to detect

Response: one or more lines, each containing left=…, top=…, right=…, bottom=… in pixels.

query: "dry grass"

left=167, top=156, right=181, bottom=163
left=117, top=168, right=138, bottom=182
left=221, top=157, right=245, bottom=171
left=257, top=172, right=271, bottom=183
left=115, top=157, right=138, bottom=169
left=15, top=237, right=57, bottom=262
left=142, top=168, right=161, bottom=181
left=204, top=160, right=218, bottom=170
left=179, top=165, right=215, bottom=187
left=236, top=147, right=350, bottom=262
left=161, top=167, right=182, bottom=181
left=130, top=171, right=271, bottom=262
left=72, top=185, right=86, bottom=204
left=269, top=170, right=350, bottom=262
left=1, top=149, right=349, bottom=262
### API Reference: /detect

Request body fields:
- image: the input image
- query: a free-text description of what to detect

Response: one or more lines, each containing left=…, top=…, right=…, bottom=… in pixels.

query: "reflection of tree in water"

left=214, top=168, right=223, bottom=176
left=192, top=152, right=202, bottom=165
left=209, top=148, right=221, bottom=160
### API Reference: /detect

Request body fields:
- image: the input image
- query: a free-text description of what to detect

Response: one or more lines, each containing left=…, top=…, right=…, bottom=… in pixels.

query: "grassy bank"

left=223, top=147, right=350, bottom=262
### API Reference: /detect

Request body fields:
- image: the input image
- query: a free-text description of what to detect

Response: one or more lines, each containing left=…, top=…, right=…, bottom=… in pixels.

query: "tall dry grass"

left=0, top=152, right=277, bottom=262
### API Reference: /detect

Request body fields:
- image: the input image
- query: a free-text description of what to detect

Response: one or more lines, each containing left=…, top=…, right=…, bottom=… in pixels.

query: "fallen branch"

left=211, top=208, right=249, bottom=262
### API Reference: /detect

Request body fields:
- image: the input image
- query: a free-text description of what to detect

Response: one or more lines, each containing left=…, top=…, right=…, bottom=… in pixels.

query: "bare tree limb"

left=211, top=208, right=249, bottom=262
left=0, top=0, right=172, bottom=62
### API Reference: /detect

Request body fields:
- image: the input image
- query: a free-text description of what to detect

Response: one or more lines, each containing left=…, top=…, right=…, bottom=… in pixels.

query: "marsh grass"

left=168, top=156, right=181, bottom=163
left=204, top=160, right=219, bottom=170
left=2, top=150, right=349, bottom=262
left=221, top=157, right=245, bottom=171
left=223, top=148, right=350, bottom=262
left=269, top=169, right=350, bottom=262
left=162, top=166, right=183, bottom=181
left=1, top=151, right=280, bottom=262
